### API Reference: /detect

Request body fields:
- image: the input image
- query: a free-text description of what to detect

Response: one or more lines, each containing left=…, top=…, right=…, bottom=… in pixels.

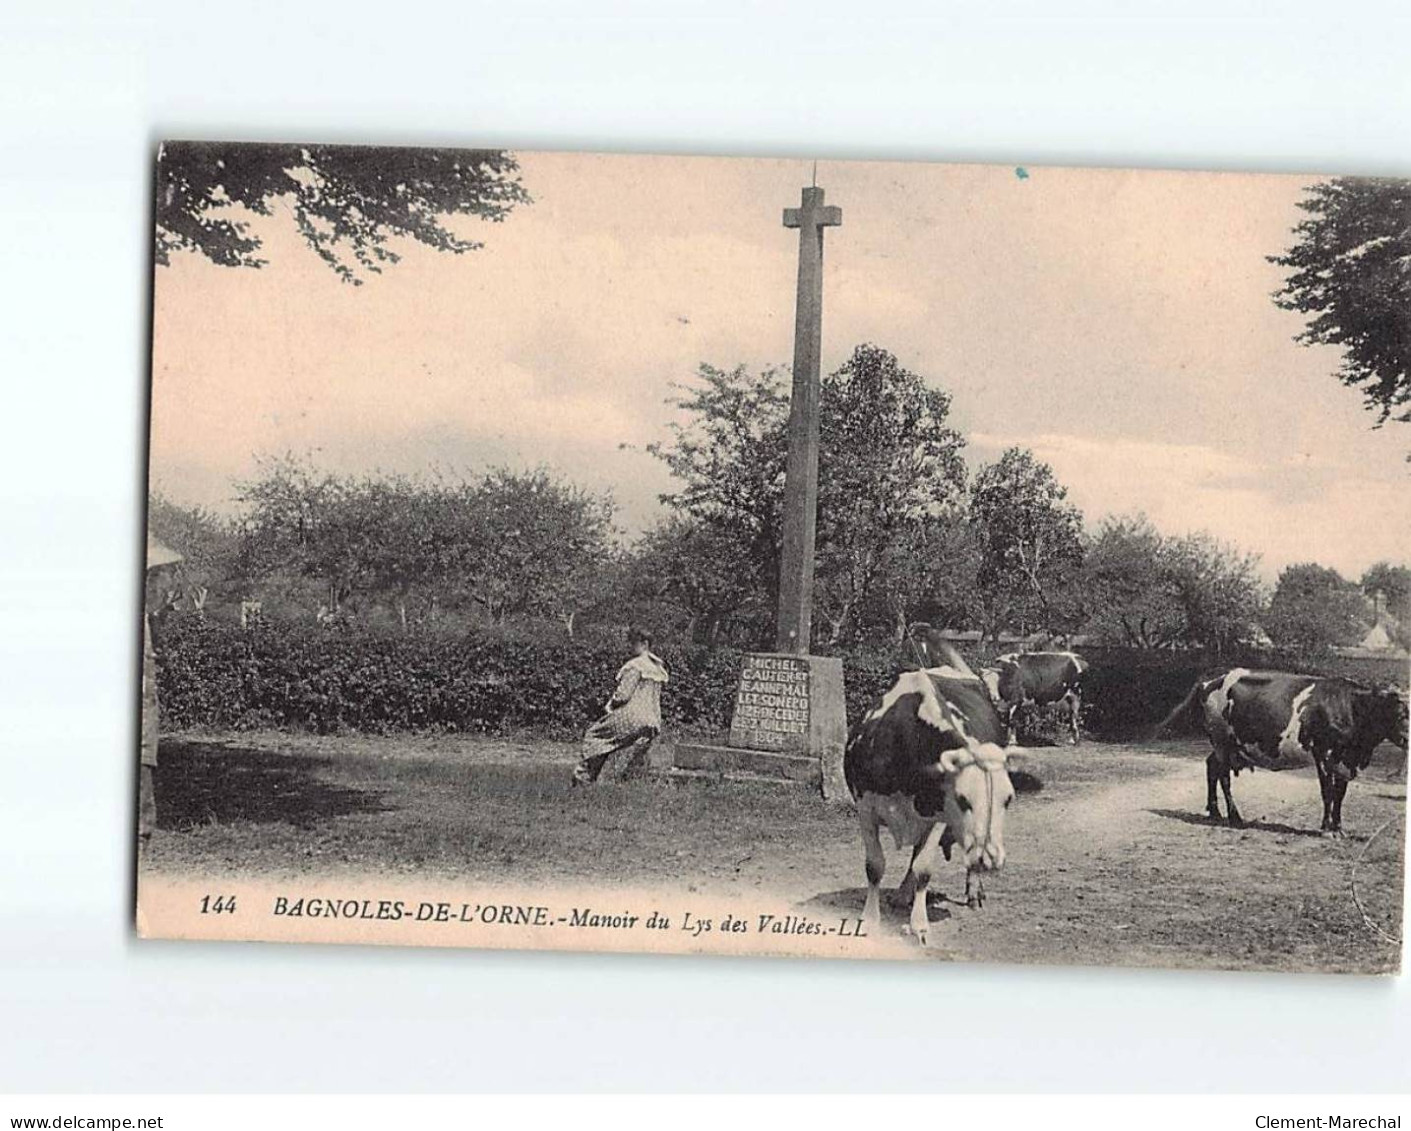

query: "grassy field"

left=144, top=730, right=1407, bottom=974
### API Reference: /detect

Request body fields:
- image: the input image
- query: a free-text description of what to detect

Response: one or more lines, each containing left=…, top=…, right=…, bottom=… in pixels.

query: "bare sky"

left=150, top=150, right=1409, bottom=582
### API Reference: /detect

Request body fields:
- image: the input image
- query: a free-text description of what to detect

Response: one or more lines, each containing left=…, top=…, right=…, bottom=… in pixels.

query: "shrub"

left=1074, top=645, right=1408, bottom=739
left=155, top=618, right=743, bottom=739
left=153, top=616, right=1408, bottom=743
left=1077, top=649, right=1211, bottom=739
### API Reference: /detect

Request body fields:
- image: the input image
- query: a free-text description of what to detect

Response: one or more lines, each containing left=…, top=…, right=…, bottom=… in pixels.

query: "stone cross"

left=776, top=186, right=842, bottom=654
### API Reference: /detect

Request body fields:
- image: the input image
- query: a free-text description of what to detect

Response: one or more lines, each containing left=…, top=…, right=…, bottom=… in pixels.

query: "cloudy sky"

left=150, top=150, right=1408, bottom=582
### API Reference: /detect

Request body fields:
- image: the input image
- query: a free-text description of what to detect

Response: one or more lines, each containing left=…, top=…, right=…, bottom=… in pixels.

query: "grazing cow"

left=1160, top=669, right=1408, bottom=833
left=845, top=631, right=1022, bottom=945
left=981, top=651, right=1088, bottom=745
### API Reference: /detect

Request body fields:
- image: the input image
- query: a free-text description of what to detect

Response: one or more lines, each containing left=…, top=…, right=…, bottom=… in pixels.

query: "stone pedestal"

left=664, top=653, right=849, bottom=800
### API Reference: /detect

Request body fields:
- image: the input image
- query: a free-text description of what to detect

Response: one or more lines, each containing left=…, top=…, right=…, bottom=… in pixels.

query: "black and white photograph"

left=136, top=143, right=1410, bottom=974
left=10, top=0, right=1411, bottom=1114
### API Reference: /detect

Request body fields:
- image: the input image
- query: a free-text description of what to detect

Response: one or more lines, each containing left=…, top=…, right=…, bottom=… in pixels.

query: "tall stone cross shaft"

left=776, top=185, right=842, bottom=654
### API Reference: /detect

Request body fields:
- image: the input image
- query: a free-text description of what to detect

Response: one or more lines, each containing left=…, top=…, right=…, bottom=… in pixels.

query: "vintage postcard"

left=138, top=143, right=1410, bottom=973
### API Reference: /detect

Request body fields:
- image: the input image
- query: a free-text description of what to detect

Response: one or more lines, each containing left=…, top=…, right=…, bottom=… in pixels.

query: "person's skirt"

left=581, top=709, right=655, bottom=759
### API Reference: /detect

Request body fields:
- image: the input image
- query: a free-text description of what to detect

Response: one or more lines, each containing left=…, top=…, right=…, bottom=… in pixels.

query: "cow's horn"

left=910, top=623, right=976, bottom=678
left=934, top=640, right=978, bottom=679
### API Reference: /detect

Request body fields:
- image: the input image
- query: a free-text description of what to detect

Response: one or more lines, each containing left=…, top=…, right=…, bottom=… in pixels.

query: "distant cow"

left=845, top=629, right=1023, bottom=945
left=1160, top=669, right=1408, bottom=834
left=982, top=651, right=1088, bottom=745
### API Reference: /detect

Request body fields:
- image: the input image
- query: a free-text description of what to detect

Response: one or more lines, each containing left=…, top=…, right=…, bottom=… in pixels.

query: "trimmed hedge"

left=155, top=618, right=742, bottom=739
left=1078, top=645, right=1409, bottom=738
left=154, top=618, right=1408, bottom=742
left=1077, top=649, right=1212, bottom=739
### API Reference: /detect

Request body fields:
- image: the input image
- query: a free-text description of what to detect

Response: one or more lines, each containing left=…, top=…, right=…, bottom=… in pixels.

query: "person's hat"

left=146, top=532, right=183, bottom=571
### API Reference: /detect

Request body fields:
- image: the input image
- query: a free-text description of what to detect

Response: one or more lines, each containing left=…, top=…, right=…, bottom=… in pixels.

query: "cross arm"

left=783, top=204, right=843, bottom=229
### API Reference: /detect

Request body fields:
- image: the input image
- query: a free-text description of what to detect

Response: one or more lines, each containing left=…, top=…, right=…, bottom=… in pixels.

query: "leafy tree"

left=1361, top=561, right=1411, bottom=622
left=236, top=459, right=438, bottom=619
left=1270, top=178, right=1411, bottom=424
left=336, top=476, right=469, bottom=630
left=648, top=347, right=970, bottom=646
left=156, top=142, right=530, bottom=284
left=813, top=344, right=968, bottom=643
left=1164, top=532, right=1265, bottom=653
left=1081, top=514, right=1186, bottom=648
left=233, top=459, right=616, bottom=630
left=969, top=447, right=1085, bottom=639
left=1360, top=561, right=1411, bottom=649
left=1076, top=516, right=1265, bottom=651
left=863, top=517, right=982, bottom=644
left=628, top=517, right=767, bottom=644
left=457, top=468, right=616, bottom=628
left=548, top=546, right=626, bottom=638
left=235, top=455, right=363, bottom=613
left=146, top=493, right=239, bottom=618
left=1266, top=562, right=1369, bottom=653
left=646, top=362, right=791, bottom=604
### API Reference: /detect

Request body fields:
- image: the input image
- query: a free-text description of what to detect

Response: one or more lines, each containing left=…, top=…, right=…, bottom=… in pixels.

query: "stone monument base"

left=655, top=653, right=848, bottom=799
left=666, top=742, right=821, bottom=785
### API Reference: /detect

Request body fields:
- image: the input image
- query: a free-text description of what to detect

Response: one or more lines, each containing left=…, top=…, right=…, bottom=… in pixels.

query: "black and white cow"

left=1160, top=668, right=1408, bottom=834
left=981, top=651, right=1088, bottom=745
left=845, top=632, right=1022, bottom=945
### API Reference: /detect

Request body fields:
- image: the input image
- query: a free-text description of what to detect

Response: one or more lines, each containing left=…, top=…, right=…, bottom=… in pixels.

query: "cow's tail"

left=1153, top=679, right=1207, bottom=739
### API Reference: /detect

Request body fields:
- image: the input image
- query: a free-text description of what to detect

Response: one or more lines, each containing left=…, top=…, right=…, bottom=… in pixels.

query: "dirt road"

left=147, top=732, right=1405, bottom=974
left=777, top=743, right=1406, bottom=973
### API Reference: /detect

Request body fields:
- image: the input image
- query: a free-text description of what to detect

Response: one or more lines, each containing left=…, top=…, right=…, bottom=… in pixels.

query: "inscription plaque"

left=729, top=653, right=812, bottom=752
